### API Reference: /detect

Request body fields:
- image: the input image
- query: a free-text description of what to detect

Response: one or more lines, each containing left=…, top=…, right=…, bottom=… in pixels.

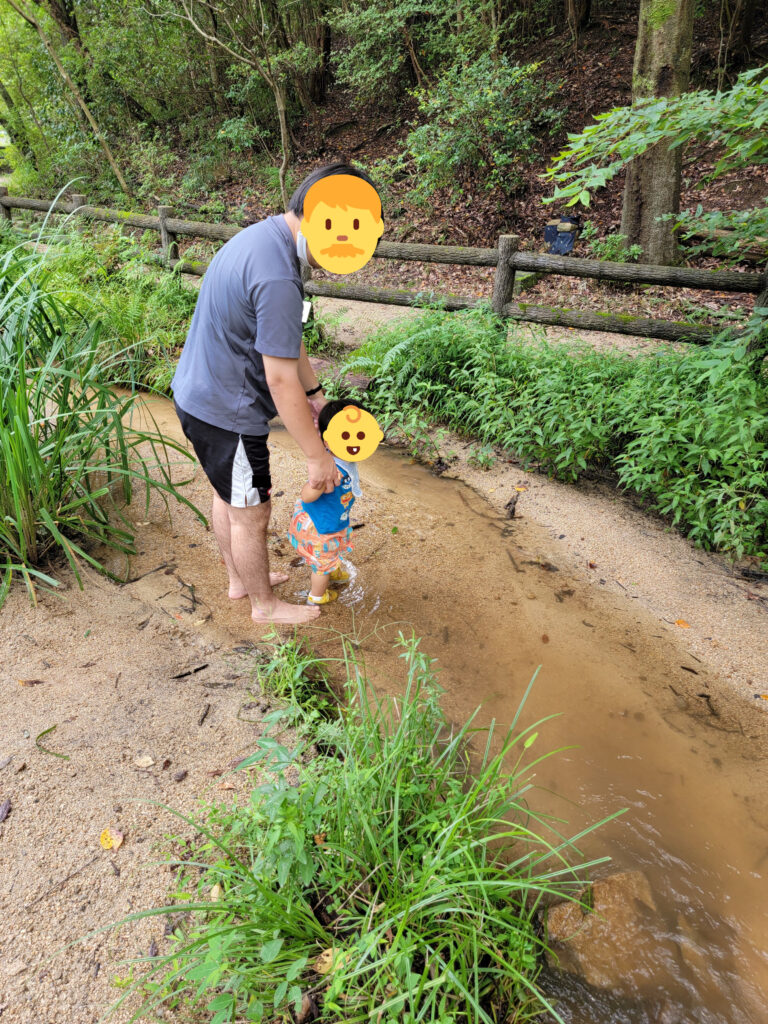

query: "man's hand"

left=308, top=392, right=327, bottom=430
left=308, top=450, right=340, bottom=493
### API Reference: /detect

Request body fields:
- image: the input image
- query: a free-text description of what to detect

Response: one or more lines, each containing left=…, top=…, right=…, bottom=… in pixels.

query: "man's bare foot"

left=252, top=599, right=321, bottom=625
left=229, top=572, right=290, bottom=600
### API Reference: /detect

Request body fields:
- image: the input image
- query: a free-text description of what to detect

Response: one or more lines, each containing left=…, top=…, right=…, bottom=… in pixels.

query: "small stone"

left=173, top=770, right=188, bottom=783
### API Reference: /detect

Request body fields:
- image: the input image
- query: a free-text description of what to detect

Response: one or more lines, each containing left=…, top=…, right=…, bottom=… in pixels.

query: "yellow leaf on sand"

left=210, top=883, right=223, bottom=901
left=675, top=619, right=691, bottom=629
left=100, top=828, right=124, bottom=851
left=515, top=486, right=528, bottom=492
left=134, top=755, right=155, bottom=769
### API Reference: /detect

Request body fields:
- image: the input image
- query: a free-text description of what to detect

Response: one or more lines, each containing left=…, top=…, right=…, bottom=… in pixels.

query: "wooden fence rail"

left=1, top=187, right=764, bottom=346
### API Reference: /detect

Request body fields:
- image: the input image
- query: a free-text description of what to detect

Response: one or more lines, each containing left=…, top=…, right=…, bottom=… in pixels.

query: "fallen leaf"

left=219, top=780, right=236, bottom=791
left=135, top=521, right=151, bottom=527
left=0, top=798, right=11, bottom=823
left=541, top=634, right=549, bottom=644
left=0, top=756, right=12, bottom=771
left=148, top=938, right=158, bottom=958
left=514, top=485, right=528, bottom=492
left=100, top=828, right=124, bottom=851
left=675, top=619, right=691, bottom=629
left=210, top=883, right=223, bottom=901
left=206, top=768, right=224, bottom=777
left=313, top=833, right=327, bottom=846
left=134, top=755, right=155, bottom=769
left=296, top=992, right=319, bottom=1024
left=161, top=758, right=172, bottom=770
left=290, top=556, right=304, bottom=567
left=314, top=948, right=348, bottom=975
left=18, top=679, right=46, bottom=687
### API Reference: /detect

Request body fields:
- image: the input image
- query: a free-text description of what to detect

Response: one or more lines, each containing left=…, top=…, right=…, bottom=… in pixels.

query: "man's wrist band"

left=305, top=384, right=323, bottom=397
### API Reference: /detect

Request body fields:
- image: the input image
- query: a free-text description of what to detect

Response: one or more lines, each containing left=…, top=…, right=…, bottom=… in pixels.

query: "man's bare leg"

left=218, top=496, right=320, bottom=625
left=212, top=490, right=289, bottom=598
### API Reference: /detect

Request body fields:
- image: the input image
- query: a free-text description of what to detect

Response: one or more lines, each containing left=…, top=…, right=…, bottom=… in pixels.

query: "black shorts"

left=174, top=402, right=272, bottom=508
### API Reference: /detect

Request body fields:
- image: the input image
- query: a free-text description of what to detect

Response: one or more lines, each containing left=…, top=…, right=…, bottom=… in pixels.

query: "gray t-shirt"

left=171, top=214, right=303, bottom=435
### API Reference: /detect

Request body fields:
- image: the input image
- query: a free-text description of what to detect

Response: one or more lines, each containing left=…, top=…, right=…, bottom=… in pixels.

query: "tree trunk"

left=620, top=0, right=694, bottom=266
left=565, top=0, right=591, bottom=41
left=273, top=79, right=291, bottom=210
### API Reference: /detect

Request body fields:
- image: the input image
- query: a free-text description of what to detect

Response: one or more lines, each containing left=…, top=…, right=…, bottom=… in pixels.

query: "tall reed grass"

left=0, top=236, right=200, bottom=607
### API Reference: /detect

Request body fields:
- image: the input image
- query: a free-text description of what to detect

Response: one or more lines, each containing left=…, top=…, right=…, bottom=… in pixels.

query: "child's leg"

left=309, top=571, right=329, bottom=600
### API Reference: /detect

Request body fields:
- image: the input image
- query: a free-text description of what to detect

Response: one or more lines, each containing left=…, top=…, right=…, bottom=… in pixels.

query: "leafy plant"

left=467, top=442, right=496, bottom=469
left=405, top=55, right=563, bottom=198
left=0, top=236, right=202, bottom=607
left=580, top=221, right=643, bottom=263
left=110, top=634, right=616, bottom=1024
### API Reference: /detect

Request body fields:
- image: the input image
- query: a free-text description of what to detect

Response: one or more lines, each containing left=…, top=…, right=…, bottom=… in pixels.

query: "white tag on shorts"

left=301, top=300, right=312, bottom=324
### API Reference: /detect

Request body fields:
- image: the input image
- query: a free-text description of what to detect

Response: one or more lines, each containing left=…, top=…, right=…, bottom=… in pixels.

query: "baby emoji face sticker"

left=301, top=174, right=384, bottom=274
left=323, top=405, right=383, bottom=462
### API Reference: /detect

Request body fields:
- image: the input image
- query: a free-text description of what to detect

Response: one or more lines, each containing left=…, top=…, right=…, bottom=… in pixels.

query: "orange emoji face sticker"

left=300, top=175, right=384, bottom=274
left=323, top=405, right=383, bottom=462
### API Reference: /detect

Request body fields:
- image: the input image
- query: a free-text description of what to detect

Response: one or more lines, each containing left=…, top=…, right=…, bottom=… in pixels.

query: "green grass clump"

left=342, top=306, right=768, bottom=563
left=0, top=238, right=201, bottom=607
left=121, top=635, right=613, bottom=1024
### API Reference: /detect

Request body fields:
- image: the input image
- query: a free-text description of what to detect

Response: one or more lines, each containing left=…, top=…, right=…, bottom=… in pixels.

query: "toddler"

left=288, top=399, right=382, bottom=606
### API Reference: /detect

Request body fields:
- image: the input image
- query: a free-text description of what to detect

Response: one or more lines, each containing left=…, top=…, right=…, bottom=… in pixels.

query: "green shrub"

left=120, top=635, right=614, bottom=1023
left=343, top=306, right=768, bottom=562
left=0, top=222, right=198, bottom=393
left=0, top=240, right=201, bottom=607
left=580, top=221, right=644, bottom=262
left=404, top=56, right=562, bottom=197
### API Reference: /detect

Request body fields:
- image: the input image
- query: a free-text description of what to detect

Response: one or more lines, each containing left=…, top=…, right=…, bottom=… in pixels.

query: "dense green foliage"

left=342, top=307, right=768, bottom=562
left=0, top=220, right=198, bottom=390
left=403, top=57, right=562, bottom=197
left=0, top=231, right=201, bottom=606
left=122, top=634, right=612, bottom=1024
left=0, top=0, right=567, bottom=206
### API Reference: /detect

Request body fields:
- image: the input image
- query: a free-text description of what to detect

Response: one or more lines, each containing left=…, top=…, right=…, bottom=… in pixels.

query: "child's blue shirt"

left=302, top=460, right=355, bottom=534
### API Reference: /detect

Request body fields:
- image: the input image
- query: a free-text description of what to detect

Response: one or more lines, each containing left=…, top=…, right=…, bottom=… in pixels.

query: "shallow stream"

left=128, top=399, right=768, bottom=1023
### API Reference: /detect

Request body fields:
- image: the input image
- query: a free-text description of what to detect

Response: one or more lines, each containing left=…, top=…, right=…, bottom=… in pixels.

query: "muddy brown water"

left=124, top=397, right=768, bottom=1023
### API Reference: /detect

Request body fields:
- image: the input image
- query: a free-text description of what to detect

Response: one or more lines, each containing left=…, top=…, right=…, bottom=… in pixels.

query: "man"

left=171, top=163, right=383, bottom=625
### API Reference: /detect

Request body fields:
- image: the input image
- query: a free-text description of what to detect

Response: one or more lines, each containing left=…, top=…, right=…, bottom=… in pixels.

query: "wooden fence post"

left=0, top=186, right=12, bottom=223
left=492, top=234, right=519, bottom=315
left=158, top=205, right=178, bottom=264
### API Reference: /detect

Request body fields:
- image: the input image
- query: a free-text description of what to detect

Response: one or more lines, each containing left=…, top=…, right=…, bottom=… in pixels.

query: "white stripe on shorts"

left=231, top=437, right=262, bottom=507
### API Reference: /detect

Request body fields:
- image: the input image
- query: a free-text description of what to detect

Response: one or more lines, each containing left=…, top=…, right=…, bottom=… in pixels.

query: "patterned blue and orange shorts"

left=288, top=503, right=354, bottom=575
